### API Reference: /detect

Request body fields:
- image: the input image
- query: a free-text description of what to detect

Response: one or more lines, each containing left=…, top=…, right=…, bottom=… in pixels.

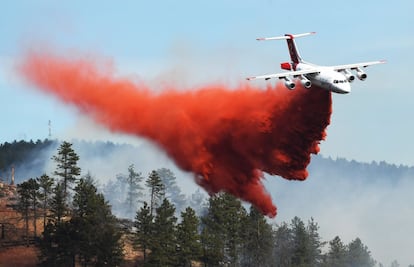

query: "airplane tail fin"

left=256, top=32, right=315, bottom=65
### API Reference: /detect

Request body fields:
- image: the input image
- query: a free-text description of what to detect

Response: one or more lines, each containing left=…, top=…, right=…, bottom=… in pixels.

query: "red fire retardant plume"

left=19, top=52, right=332, bottom=217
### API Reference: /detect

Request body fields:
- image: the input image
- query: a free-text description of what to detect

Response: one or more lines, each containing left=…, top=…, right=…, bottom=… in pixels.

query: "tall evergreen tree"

left=323, top=236, right=347, bottom=267
left=147, top=198, right=178, bottom=267
left=346, top=238, right=376, bottom=267
left=71, top=175, right=123, bottom=266
left=177, top=207, right=202, bottom=267
left=188, top=188, right=206, bottom=216
left=17, top=180, right=34, bottom=246
left=27, top=178, right=40, bottom=238
left=201, top=194, right=225, bottom=266
left=52, top=141, right=81, bottom=201
left=240, top=206, right=274, bottom=267
left=40, top=176, right=123, bottom=266
left=290, top=216, right=309, bottom=266
left=390, top=260, right=400, bottom=267
left=200, top=193, right=246, bottom=267
left=273, top=222, right=294, bottom=267
left=134, top=201, right=154, bottom=264
left=37, top=174, right=55, bottom=229
left=50, top=182, right=67, bottom=224
left=306, top=217, right=325, bottom=266
left=125, top=164, right=144, bottom=217
left=146, top=170, right=165, bottom=216
left=38, top=220, right=76, bottom=266
left=157, top=168, right=187, bottom=212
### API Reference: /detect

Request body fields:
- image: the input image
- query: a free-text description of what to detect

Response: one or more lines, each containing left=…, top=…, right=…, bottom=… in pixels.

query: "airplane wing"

left=246, top=60, right=386, bottom=81
left=246, top=68, right=321, bottom=81
left=331, top=60, right=386, bottom=71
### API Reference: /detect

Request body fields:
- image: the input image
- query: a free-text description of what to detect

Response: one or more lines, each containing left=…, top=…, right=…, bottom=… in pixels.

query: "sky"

left=1, top=1, right=413, bottom=265
left=1, top=1, right=412, bottom=165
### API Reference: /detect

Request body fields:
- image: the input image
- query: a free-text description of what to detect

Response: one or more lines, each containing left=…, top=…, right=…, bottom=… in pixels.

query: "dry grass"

left=0, top=245, right=39, bottom=267
left=121, top=234, right=144, bottom=267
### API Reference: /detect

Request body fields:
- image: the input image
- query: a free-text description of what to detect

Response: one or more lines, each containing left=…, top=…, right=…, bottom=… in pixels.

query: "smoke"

left=19, top=51, right=331, bottom=217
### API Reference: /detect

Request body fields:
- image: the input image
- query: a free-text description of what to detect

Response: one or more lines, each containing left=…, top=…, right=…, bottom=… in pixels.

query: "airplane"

left=246, top=32, right=385, bottom=94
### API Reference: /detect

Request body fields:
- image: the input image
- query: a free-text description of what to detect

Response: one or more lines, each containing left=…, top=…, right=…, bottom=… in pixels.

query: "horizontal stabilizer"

left=256, top=32, right=316, bottom=41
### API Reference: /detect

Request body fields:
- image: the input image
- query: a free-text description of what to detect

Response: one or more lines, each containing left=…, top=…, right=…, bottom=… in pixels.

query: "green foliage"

left=39, top=176, right=123, bottom=267
left=323, top=236, right=347, bottom=267
left=49, top=182, right=67, bottom=223
left=37, top=174, right=55, bottom=229
left=52, top=141, right=81, bottom=199
left=17, top=178, right=40, bottom=242
left=125, top=164, right=144, bottom=215
left=38, top=220, right=77, bottom=266
left=240, top=206, right=274, bottom=267
left=346, top=237, right=376, bottom=267
left=0, top=139, right=55, bottom=179
left=147, top=198, right=178, bottom=267
left=306, top=217, right=325, bottom=265
left=290, top=216, right=309, bottom=266
left=146, top=170, right=165, bottom=216
left=72, top=176, right=123, bottom=266
left=200, top=193, right=247, bottom=267
left=157, top=168, right=187, bottom=212
left=134, top=201, right=154, bottom=264
left=273, top=222, right=294, bottom=267
left=177, top=207, right=202, bottom=267
left=6, top=140, right=392, bottom=266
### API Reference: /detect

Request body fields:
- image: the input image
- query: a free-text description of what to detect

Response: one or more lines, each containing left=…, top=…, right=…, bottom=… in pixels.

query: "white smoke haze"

left=7, top=122, right=414, bottom=266
left=266, top=157, right=414, bottom=267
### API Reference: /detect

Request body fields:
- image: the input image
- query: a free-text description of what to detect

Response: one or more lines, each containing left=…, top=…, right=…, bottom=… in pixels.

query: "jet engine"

left=356, top=67, right=367, bottom=80
left=283, top=77, right=295, bottom=90
left=299, top=76, right=312, bottom=88
left=342, top=69, right=355, bottom=82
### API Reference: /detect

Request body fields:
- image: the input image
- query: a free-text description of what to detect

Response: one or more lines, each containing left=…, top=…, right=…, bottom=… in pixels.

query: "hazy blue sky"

left=1, top=1, right=413, bottom=265
left=1, top=1, right=412, bottom=165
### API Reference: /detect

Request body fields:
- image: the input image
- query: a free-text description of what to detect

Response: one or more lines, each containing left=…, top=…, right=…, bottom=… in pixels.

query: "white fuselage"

left=295, top=62, right=351, bottom=94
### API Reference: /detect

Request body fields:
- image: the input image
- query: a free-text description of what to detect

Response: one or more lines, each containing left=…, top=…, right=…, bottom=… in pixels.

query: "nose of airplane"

left=335, top=82, right=351, bottom=94
left=341, top=83, right=351, bottom=94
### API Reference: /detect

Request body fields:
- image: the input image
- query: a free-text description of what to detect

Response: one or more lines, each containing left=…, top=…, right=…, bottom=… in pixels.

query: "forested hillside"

left=0, top=140, right=413, bottom=266
left=2, top=139, right=413, bottom=186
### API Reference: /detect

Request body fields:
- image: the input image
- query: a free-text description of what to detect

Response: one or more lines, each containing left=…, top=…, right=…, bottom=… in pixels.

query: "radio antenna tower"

left=48, top=120, right=52, bottom=139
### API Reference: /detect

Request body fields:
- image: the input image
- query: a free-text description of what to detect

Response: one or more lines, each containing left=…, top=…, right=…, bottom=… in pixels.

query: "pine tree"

left=189, top=188, right=206, bottom=215
left=125, top=164, right=144, bottom=217
left=134, top=201, right=154, bottom=264
left=157, top=168, right=187, bottom=212
left=17, top=180, right=34, bottom=246
left=50, top=182, right=66, bottom=224
left=200, top=193, right=246, bottom=267
left=27, top=178, right=40, bottom=238
left=37, top=174, right=55, bottom=229
left=146, top=170, right=165, bottom=216
left=38, top=220, right=77, bottom=266
left=241, top=206, right=274, bottom=267
left=306, top=217, right=325, bottom=266
left=290, top=216, right=309, bottom=266
left=71, top=175, right=123, bottom=266
left=148, top=198, right=178, bottom=267
left=323, top=236, right=347, bottom=267
left=52, top=141, right=81, bottom=201
left=273, top=222, right=294, bottom=267
left=177, top=207, right=202, bottom=267
left=39, top=176, right=123, bottom=266
left=346, top=238, right=376, bottom=267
